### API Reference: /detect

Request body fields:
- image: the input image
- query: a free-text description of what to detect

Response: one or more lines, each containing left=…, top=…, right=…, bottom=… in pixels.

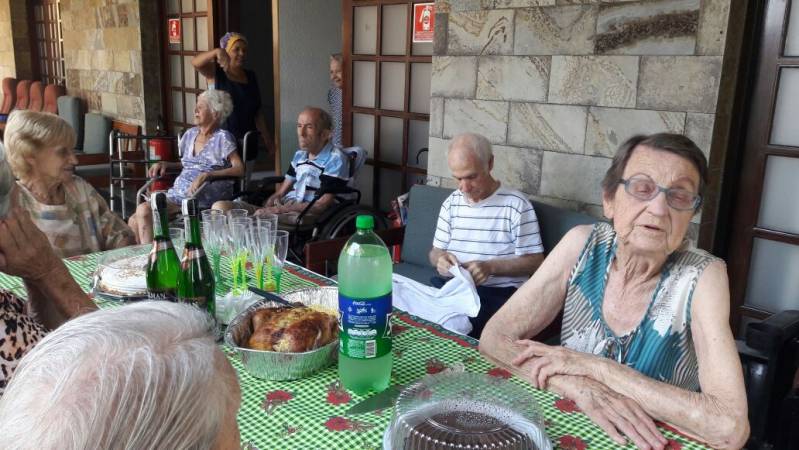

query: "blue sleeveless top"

left=561, top=222, right=718, bottom=391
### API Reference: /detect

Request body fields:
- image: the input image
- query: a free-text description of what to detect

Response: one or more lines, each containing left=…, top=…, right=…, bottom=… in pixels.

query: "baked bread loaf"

left=247, top=306, right=338, bottom=352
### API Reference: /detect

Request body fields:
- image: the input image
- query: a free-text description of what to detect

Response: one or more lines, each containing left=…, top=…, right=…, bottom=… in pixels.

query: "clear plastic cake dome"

left=384, top=372, right=553, bottom=450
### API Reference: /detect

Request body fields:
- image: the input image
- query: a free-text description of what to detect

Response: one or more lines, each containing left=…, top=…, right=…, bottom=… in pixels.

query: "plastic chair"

left=43, top=84, right=65, bottom=114
left=57, top=95, right=84, bottom=149
left=14, top=80, right=31, bottom=110
left=28, top=81, right=44, bottom=112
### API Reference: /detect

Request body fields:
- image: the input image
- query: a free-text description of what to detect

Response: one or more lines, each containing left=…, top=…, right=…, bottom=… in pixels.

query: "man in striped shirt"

left=429, top=133, right=545, bottom=338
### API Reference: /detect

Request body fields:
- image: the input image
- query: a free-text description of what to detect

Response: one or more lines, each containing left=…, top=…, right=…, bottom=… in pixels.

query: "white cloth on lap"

left=392, top=265, right=480, bottom=335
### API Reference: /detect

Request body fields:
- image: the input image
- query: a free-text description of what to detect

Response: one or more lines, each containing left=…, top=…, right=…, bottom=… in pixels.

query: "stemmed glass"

left=201, top=213, right=226, bottom=294
left=227, top=219, right=250, bottom=295
left=271, top=230, right=289, bottom=293
left=246, top=224, right=272, bottom=290
left=255, top=213, right=278, bottom=289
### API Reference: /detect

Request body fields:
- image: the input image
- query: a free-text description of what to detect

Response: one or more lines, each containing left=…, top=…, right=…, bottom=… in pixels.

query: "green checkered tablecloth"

left=0, top=251, right=709, bottom=450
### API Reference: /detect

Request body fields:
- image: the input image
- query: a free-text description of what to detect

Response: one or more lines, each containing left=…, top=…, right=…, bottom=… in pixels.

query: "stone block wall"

left=60, top=0, right=160, bottom=130
left=0, top=0, right=33, bottom=85
left=428, top=0, right=732, bottom=241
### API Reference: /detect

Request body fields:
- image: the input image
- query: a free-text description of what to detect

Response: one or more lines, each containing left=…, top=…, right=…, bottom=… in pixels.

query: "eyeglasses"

left=618, top=176, right=701, bottom=211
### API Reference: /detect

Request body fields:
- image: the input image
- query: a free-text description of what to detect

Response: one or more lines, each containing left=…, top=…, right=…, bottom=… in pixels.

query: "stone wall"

left=60, top=0, right=157, bottom=129
left=0, top=0, right=33, bottom=84
left=428, top=0, right=732, bottom=242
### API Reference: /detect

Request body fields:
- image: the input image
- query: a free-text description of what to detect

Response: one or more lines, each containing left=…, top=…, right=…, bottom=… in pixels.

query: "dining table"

left=0, top=249, right=710, bottom=450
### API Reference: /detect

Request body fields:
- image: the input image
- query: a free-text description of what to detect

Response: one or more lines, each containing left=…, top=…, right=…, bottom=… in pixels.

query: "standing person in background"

left=192, top=31, right=274, bottom=167
left=328, top=53, right=344, bottom=148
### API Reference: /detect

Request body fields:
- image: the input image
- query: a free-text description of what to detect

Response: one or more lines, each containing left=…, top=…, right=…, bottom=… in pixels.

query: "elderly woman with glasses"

left=128, top=89, right=244, bottom=244
left=480, top=134, right=749, bottom=450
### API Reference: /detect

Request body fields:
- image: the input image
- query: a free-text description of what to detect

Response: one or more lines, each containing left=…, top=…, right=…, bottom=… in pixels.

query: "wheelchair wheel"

left=317, top=204, right=389, bottom=241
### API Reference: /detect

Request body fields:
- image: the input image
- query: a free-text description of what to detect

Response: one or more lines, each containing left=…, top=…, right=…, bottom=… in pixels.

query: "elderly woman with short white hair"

left=0, top=143, right=96, bottom=396
left=128, top=89, right=244, bottom=244
left=4, top=110, right=135, bottom=257
left=0, top=301, right=241, bottom=449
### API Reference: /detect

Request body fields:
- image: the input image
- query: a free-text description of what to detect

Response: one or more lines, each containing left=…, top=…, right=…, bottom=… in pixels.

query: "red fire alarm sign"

left=413, top=3, right=435, bottom=43
left=168, top=18, right=181, bottom=44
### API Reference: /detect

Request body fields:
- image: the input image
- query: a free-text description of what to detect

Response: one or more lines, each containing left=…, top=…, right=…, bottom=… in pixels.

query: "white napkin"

left=392, top=265, right=481, bottom=335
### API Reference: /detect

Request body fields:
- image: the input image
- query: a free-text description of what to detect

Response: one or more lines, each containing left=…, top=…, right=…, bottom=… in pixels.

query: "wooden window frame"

left=27, top=0, right=66, bottom=86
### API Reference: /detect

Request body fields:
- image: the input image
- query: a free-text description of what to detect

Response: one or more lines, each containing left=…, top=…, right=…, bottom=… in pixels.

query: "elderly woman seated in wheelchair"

left=128, top=89, right=244, bottom=244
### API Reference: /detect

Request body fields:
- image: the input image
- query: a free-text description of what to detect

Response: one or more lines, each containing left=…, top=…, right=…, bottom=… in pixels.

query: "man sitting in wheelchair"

left=128, top=89, right=245, bottom=243
left=213, top=107, right=349, bottom=229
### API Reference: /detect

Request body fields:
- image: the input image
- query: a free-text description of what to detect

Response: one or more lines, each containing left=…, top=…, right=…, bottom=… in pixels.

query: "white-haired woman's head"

left=3, top=110, right=77, bottom=180
left=0, top=301, right=241, bottom=450
left=198, top=89, right=234, bottom=127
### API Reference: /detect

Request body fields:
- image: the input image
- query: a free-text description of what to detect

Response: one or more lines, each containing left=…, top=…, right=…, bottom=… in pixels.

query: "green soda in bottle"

left=337, top=215, right=393, bottom=394
left=146, top=192, right=180, bottom=301
left=177, top=198, right=216, bottom=317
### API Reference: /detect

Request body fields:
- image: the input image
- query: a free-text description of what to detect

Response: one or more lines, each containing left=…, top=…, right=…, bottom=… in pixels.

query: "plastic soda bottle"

left=337, top=215, right=393, bottom=394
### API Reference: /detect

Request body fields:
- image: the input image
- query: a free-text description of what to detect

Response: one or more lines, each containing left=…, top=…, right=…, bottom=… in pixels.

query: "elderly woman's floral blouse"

left=16, top=176, right=135, bottom=258
left=0, top=290, right=46, bottom=396
left=166, top=127, right=237, bottom=208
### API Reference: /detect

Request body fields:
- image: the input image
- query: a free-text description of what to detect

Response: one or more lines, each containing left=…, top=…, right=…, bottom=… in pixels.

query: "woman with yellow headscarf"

left=192, top=32, right=274, bottom=164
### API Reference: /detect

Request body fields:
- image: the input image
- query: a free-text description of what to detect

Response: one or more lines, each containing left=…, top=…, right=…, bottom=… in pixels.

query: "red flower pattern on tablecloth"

left=426, top=358, right=447, bottom=374
left=554, top=398, right=581, bottom=413
left=392, top=323, right=409, bottom=335
left=486, top=367, right=512, bottom=379
left=323, top=416, right=376, bottom=432
left=326, top=380, right=352, bottom=405
left=281, top=423, right=301, bottom=437
left=665, top=439, right=683, bottom=449
left=558, top=435, right=588, bottom=450
left=262, top=390, right=293, bottom=415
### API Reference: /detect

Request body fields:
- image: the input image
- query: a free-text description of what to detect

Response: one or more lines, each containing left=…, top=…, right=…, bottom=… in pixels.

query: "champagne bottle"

left=146, top=192, right=180, bottom=301
left=176, top=198, right=216, bottom=317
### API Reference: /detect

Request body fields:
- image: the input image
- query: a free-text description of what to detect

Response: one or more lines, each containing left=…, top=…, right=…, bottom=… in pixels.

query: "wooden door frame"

left=726, top=0, right=799, bottom=330
left=342, top=0, right=430, bottom=210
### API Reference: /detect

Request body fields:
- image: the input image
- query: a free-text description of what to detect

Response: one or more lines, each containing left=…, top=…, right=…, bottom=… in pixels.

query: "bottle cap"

left=182, top=198, right=197, bottom=216
left=151, top=192, right=167, bottom=210
left=355, top=215, right=374, bottom=230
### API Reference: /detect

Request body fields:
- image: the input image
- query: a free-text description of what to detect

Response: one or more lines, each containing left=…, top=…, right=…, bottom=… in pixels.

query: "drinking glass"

left=201, top=214, right=226, bottom=293
left=169, top=227, right=185, bottom=259
left=271, top=230, right=289, bottom=293
left=255, top=213, right=278, bottom=288
left=246, top=224, right=272, bottom=290
left=226, top=208, right=249, bottom=223
left=227, top=221, right=250, bottom=295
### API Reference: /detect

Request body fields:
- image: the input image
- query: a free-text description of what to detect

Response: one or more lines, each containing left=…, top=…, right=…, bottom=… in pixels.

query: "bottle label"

left=338, top=293, right=392, bottom=359
left=180, top=248, right=206, bottom=269
left=149, top=239, right=174, bottom=265
left=148, top=290, right=177, bottom=302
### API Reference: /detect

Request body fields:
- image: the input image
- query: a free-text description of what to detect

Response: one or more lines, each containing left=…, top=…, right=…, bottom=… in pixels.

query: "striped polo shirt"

left=433, top=186, right=544, bottom=287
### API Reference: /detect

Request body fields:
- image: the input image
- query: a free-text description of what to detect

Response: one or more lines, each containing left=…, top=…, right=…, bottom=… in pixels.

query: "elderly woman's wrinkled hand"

left=511, top=340, right=599, bottom=389
left=148, top=162, right=167, bottom=178
left=0, top=208, right=60, bottom=280
left=570, top=377, right=667, bottom=450
left=188, top=172, right=209, bottom=195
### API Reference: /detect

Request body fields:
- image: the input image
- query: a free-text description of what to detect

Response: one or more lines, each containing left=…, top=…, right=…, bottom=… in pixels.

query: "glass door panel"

left=196, top=17, right=209, bottom=51
left=378, top=168, right=403, bottom=211
left=353, top=61, right=376, bottom=108
left=744, top=238, right=799, bottom=312
left=380, top=116, right=404, bottom=165
left=382, top=4, right=408, bottom=55
left=182, top=18, right=195, bottom=51
left=407, top=119, right=429, bottom=168
left=353, top=113, right=375, bottom=157
left=786, top=0, right=799, bottom=55
left=354, top=6, right=378, bottom=55
left=758, top=155, right=799, bottom=234
left=380, top=62, right=406, bottom=111
left=770, top=68, right=799, bottom=146
left=410, top=63, right=432, bottom=114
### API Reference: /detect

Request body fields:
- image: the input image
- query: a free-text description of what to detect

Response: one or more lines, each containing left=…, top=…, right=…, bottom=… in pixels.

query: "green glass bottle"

left=176, top=198, right=216, bottom=317
left=146, top=192, right=180, bottom=301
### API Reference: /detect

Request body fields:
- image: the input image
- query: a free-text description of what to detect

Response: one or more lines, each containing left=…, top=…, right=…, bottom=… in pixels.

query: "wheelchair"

left=237, top=146, right=389, bottom=265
